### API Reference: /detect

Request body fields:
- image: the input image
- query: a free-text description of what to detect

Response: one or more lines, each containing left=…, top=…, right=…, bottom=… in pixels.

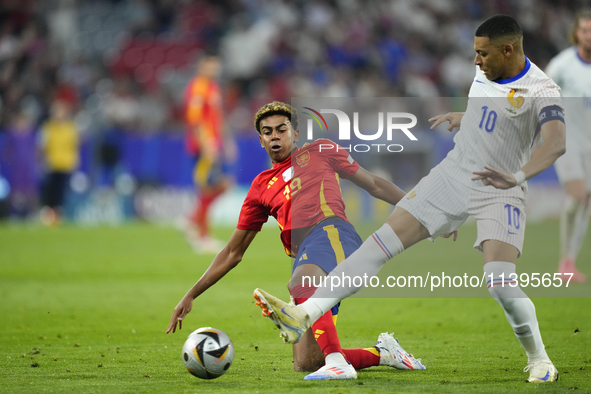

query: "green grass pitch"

left=0, top=221, right=589, bottom=393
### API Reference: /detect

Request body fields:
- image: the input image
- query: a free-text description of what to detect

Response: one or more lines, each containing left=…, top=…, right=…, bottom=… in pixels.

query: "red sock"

left=190, top=189, right=225, bottom=237
left=342, top=348, right=381, bottom=370
left=292, top=285, right=342, bottom=357
left=195, top=194, right=213, bottom=236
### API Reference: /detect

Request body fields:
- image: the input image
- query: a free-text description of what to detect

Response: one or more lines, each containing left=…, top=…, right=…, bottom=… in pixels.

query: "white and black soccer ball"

left=182, top=327, right=234, bottom=379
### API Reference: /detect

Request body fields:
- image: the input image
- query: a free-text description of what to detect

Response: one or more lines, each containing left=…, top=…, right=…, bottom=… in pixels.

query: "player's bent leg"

left=290, top=265, right=344, bottom=357
left=385, top=206, right=431, bottom=250
left=289, top=264, right=354, bottom=378
left=303, top=209, right=419, bottom=318
left=292, top=329, right=324, bottom=372
left=254, top=209, right=429, bottom=345
left=375, top=332, right=426, bottom=370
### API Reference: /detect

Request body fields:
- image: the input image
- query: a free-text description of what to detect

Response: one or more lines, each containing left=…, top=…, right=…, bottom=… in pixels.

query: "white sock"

left=325, top=352, right=347, bottom=366
left=301, top=224, right=404, bottom=321
left=484, top=261, right=549, bottom=363
left=559, top=196, right=578, bottom=258
left=560, top=196, right=590, bottom=260
left=569, top=198, right=590, bottom=260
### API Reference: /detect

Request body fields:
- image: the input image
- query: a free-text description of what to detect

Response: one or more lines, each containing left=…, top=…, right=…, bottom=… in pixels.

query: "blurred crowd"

left=0, top=0, right=588, bottom=219
left=0, top=0, right=586, bottom=133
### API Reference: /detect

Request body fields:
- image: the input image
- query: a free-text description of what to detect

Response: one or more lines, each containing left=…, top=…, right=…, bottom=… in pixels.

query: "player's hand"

left=440, top=230, right=458, bottom=241
left=471, top=166, right=517, bottom=189
left=429, top=112, right=464, bottom=132
left=166, top=296, right=194, bottom=334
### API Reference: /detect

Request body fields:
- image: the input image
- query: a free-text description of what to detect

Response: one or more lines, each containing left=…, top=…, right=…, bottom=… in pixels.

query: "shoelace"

left=523, top=361, right=552, bottom=373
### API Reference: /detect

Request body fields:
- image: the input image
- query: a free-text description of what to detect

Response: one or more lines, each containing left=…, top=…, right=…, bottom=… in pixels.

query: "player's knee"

left=567, top=190, right=589, bottom=205
left=290, top=264, right=327, bottom=293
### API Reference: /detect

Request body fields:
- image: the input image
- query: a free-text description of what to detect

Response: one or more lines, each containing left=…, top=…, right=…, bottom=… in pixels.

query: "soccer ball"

left=182, top=327, right=234, bottom=379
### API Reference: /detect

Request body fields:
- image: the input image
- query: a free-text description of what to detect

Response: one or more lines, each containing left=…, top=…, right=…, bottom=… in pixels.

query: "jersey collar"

left=575, top=47, right=591, bottom=65
left=494, top=57, right=531, bottom=84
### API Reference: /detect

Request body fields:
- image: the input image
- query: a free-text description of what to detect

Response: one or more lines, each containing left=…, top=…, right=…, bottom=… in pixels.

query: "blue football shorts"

left=292, top=218, right=363, bottom=317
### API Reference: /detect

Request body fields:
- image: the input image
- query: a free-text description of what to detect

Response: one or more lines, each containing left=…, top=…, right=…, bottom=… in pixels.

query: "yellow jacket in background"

left=41, top=120, right=79, bottom=172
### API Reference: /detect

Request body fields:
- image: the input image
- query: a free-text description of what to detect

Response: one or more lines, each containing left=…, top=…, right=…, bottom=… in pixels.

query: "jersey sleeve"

left=236, top=178, right=270, bottom=231
left=325, top=140, right=360, bottom=178
left=532, top=79, right=563, bottom=116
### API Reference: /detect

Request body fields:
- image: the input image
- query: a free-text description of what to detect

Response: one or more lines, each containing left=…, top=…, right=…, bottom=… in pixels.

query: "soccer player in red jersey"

left=167, top=101, right=425, bottom=379
left=183, top=55, right=230, bottom=253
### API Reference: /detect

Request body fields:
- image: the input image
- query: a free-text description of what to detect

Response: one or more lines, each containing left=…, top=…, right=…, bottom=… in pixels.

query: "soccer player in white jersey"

left=252, top=15, right=566, bottom=383
left=545, top=9, right=591, bottom=283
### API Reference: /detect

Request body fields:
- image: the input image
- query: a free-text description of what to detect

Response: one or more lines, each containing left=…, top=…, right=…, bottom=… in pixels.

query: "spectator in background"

left=182, top=54, right=231, bottom=253
left=102, top=77, right=142, bottom=132
left=39, top=99, right=79, bottom=226
left=545, top=9, right=591, bottom=283
left=1, top=111, right=38, bottom=219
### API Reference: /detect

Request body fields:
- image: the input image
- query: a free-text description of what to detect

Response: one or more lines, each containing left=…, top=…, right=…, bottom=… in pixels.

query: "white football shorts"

left=397, top=166, right=526, bottom=256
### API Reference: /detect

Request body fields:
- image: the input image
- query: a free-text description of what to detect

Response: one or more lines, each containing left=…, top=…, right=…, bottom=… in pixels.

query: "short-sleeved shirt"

left=546, top=46, right=591, bottom=150
left=441, top=58, right=562, bottom=199
left=236, top=139, right=360, bottom=256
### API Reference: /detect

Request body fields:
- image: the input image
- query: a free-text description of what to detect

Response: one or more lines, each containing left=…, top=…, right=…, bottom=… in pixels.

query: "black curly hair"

left=254, top=101, right=299, bottom=134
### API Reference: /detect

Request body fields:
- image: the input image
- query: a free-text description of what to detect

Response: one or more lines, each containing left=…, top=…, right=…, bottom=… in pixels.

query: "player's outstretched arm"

left=429, top=112, right=465, bottom=132
left=347, top=167, right=407, bottom=206
left=471, top=119, right=566, bottom=189
left=166, top=228, right=258, bottom=334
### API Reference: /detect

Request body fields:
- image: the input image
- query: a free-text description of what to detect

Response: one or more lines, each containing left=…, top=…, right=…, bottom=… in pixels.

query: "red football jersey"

left=236, top=139, right=359, bottom=255
left=183, top=76, right=223, bottom=156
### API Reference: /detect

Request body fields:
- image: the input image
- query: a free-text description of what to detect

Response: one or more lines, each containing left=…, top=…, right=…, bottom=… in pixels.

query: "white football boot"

left=524, top=360, right=559, bottom=383
left=303, top=362, right=357, bottom=380
left=376, top=332, right=426, bottom=370
left=253, top=288, right=311, bottom=344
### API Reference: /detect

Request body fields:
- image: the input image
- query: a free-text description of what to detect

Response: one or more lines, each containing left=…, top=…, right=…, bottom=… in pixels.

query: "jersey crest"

left=506, top=89, right=525, bottom=114
left=296, top=151, right=310, bottom=167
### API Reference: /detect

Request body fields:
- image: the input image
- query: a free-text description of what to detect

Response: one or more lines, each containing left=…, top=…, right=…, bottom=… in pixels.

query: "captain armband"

left=538, top=105, right=565, bottom=126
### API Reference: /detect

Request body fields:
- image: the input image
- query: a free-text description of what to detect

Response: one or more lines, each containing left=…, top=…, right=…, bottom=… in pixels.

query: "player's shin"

left=302, top=224, right=404, bottom=320
left=560, top=197, right=577, bottom=258
left=292, top=285, right=347, bottom=366
left=569, top=199, right=590, bottom=260
left=484, top=261, right=549, bottom=363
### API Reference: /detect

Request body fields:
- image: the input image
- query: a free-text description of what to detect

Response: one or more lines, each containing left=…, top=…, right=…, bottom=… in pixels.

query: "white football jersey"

left=440, top=58, right=563, bottom=195
left=546, top=47, right=591, bottom=150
